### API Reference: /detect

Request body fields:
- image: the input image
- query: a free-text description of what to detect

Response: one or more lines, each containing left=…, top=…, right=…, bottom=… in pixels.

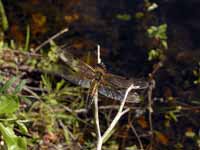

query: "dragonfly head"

left=95, top=66, right=105, bottom=81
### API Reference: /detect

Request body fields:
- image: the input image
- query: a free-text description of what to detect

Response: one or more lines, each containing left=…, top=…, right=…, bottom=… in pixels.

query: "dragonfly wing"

left=50, top=63, right=92, bottom=88
left=55, top=49, right=98, bottom=88
left=59, top=50, right=96, bottom=78
left=104, top=73, right=149, bottom=90
left=98, top=84, right=141, bottom=103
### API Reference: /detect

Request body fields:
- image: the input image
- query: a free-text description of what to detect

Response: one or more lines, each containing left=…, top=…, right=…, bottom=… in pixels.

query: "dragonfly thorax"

left=94, top=66, right=105, bottom=81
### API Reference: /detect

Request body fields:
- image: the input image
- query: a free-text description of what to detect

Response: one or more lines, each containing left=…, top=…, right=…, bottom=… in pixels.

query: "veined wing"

left=98, top=84, right=141, bottom=103
left=98, top=73, right=148, bottom=102
left=103, top=73, right=149, bottom=90
left=53, top=62, right=92, bottom=88
left=58, top=49, right=96, bottom=79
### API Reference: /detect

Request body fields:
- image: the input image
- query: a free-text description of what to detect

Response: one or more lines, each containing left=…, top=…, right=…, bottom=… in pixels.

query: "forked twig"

left=95, top=84, right=135, bottom=150
left=93, top=45, right=141, bottom=150
left=93, top=45, right=133, bottom=149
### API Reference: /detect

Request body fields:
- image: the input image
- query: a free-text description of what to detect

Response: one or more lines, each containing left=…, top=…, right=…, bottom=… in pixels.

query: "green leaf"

left=56, top=80, right=65, bottom=91
left=116, top=14, right=131, bottom=21
left=161, top=40, right=168, bottom=49
left=135, top=12, right=144, bottom=19
left=41, top=75, right=52, bottom=93
left=48, top=40, right=59, bottom=62
left=159, top=24, right=167, bottom=32
left=148, top=49, right=160, bottom=61
left=147, top=3, right=158, bottom=12
left=16, top=122, right=28, bottom=135
left=0, top=95, right=19, bottom=114
left=10, top=40, right=16, bottom=49
left=168, top=111, right=178, bottom=122
left=0, top=123, right=27, bottom=150
left=147, top=24, right=167, bottom=40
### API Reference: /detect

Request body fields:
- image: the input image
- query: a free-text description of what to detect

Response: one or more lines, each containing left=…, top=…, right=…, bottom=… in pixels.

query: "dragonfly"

left=54, top=48, right=148, bottom=104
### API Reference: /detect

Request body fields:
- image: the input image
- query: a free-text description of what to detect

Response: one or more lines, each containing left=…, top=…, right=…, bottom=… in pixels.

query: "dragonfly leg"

left=86, top=80, right=99, bottom=109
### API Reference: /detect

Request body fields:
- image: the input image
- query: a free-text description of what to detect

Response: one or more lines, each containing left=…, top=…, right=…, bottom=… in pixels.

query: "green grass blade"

left=0, top=0, right=9, bottom=31
left=24, top=25, right=30, bottom=51
left=13, top=80, right=26, bottom=94
left=0, top=77, right=17, bottom=93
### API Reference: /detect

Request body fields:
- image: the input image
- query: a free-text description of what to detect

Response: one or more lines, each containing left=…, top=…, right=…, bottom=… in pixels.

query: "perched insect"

left=56, top=48, right=148, bottom=105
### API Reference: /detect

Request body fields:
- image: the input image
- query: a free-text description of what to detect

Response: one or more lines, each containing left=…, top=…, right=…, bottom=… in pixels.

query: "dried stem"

left=34, top=27, right=69, bottom=52
left=93, top=45, right=140, bottom=150
left=147, top=80, right=155, bottom=150
left=95, top=85, right=136, bottom=150
left=130, top=123, right=144, bottom=150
